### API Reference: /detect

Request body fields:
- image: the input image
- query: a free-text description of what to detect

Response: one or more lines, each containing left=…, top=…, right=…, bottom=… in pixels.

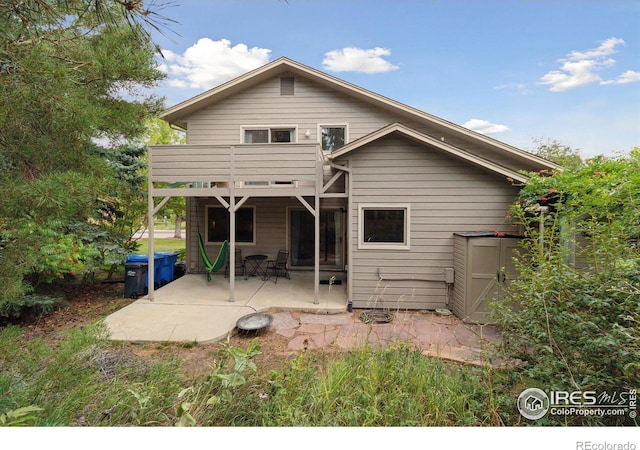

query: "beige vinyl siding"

left=183, top=74, right=541, bottom=174
left=338, top=134, right=520, bottom=310
left=185, top=75, right=409, bottom=146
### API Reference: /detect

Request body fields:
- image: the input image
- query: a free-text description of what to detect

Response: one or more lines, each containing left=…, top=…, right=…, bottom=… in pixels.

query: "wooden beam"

left=215, top=196, right=230, bottom=210
left=322, top=170, right=344, bottom=193
left=152, top=196, right=172, bottom=216
left=296, top=195, right=316, bottom=216
left=233, top=196, right=250, bottom=211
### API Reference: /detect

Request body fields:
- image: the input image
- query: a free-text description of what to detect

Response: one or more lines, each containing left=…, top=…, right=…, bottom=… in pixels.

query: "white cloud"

left=566, top=37, right=624, bottom=60
left=160, top=38, right=271, bottom=90
left=603, top=70, right=640, bottom=85
left=463, top=119, right=510, bottom=135
left=537, top=37, right=638, bottom=92
left=322, top=47, right=399, bottom=73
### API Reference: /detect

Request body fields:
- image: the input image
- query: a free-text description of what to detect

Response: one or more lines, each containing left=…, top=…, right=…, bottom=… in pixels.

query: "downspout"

left=328, top=160, right=353, bottom=312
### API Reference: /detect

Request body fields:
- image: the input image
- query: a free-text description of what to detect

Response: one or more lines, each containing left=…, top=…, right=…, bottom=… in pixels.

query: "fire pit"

left=236, top=312, right=273, bottom=332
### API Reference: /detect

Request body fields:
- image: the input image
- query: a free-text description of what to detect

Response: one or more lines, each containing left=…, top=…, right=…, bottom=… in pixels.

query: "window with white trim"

left=320, top=125, right=347, bottom=152
left=358, top=204, right=410, bottom=250
left=207, top=206, right=255, bottom=244
left=243, top=127, right=296, bottom=144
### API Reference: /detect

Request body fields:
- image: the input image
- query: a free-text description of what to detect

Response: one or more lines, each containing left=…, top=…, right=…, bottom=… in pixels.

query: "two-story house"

left=147, top=57, right=558, bottom=320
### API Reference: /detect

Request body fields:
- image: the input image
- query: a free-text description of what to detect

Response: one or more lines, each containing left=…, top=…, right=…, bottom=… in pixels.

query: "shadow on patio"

left=105, top=272, right=348, bottom=343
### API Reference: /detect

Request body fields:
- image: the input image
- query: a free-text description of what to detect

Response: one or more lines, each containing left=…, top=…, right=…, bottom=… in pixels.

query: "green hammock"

left=198, top=234, right=228, bottom=282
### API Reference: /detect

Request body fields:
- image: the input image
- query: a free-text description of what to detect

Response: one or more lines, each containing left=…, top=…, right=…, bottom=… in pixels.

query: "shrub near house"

left=495, top=148, right=640, bottom=425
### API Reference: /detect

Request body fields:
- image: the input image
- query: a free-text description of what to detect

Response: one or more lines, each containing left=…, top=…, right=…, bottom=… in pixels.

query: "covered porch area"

left=147, top=142, right=351, bottom=306
left=105, top=272, right=347, bottom=343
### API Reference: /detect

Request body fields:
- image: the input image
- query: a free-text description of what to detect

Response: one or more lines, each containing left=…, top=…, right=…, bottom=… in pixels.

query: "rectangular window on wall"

left=320, top=125, right=347, bottom=152
left=358, top=204, right=410, bottom=250
left=207, top=206, right=255, bottom=244
left=244, top=129, right=268, bottom=143
left=243, top=127, right=296, bottom=144
left=271, top=128, right=295, bottom=142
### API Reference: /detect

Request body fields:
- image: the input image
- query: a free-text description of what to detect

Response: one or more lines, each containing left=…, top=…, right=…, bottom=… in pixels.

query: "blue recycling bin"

left=156, top=251, right=179, bottom=285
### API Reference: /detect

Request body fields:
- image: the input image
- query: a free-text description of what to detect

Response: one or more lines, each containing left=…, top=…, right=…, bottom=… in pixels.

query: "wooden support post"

left=229, top=194, right=236, bottom=303
left=314, top=163, right=322, bottom=304
left=148, top=182, right=155, bottom=301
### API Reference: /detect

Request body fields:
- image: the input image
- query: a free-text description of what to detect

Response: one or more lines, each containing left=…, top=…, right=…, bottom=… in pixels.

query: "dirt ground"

left=7, top=282, right=298, bottom=381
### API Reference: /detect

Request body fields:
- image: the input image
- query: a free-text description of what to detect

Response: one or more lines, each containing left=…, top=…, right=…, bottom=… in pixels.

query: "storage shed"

left=452, top=232, right=523, bottom=324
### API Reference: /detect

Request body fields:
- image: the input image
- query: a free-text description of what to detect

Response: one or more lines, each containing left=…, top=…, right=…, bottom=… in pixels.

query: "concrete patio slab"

left=105, top=273, right=503, bottom=366
left=105, top=272, right=348, bottom=344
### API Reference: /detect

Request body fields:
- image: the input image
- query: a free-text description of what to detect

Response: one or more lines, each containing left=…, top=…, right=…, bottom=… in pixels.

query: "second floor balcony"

left=149, top=143, right=328, bottom=197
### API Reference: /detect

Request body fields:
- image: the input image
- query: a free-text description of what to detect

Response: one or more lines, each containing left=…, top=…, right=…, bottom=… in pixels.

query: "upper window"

left=207, top=206, right=255, bottom=244
left=243, top=127, right=296, bottom=144
left=358, top=204, right=410, bottom=250
left=320, top=125, right=347, bottom=152
left=271, top=128, right=295, bottom=143
left=244, top=129, right=268, bottom=143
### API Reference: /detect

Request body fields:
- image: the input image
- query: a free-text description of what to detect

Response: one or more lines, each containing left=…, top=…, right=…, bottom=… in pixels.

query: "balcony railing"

left=149, top=143, right=322, bottom=188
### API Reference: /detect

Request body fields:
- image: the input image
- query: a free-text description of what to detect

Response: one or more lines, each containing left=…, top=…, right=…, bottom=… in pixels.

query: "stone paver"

left=275, top=327, right=297, bottom=339
left=299, top=313, right=351, bottom=325
left=308, top=328, right=340, bottom=348
left=270, top=310, right=501, bottom=366
left=270, top=311, right=300, bottom=330
left=335, top=334, right=369, bottom=350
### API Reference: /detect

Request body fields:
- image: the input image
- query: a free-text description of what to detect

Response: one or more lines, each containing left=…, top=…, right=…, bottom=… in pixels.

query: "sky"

left=148, top=0, right=640, bottom=158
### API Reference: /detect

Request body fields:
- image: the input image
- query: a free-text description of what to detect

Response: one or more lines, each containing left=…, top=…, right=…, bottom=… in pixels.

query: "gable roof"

left=332, top=123, right=531, bottom=183
left=160, top=56, right=560, bottom=173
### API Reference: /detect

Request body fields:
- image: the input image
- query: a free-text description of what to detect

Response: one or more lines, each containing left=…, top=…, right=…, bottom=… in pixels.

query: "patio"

left=105, top=271, right=348, bottom=343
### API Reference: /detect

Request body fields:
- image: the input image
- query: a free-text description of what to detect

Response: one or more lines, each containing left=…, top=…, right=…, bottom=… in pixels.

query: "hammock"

left=198, top=234, right=228, bottom=282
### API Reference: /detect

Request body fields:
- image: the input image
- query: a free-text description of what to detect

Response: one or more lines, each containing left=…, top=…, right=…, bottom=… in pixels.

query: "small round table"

left=245, top=254, right=267, bottom=278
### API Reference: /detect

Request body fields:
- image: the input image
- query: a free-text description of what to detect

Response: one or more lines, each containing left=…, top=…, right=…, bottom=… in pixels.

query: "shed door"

left=468, top=238, right=520, bottom=323
left=468, top=238, right=501, bottom=323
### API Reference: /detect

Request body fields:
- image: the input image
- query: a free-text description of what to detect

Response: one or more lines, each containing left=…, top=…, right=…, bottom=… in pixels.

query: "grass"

left=0, top=321, right=517, bottom=426
left=0, top=323, right=183, bottom=426
left=135, top=238, right=185, bottom=255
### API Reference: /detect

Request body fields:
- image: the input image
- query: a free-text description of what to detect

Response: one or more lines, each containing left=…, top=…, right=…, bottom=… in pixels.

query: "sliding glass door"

left=289, top=209, right=343, bottom=269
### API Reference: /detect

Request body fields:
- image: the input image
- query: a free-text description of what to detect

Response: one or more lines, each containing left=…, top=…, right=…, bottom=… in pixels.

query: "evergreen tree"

left=0, top=1, right=170, bottom=315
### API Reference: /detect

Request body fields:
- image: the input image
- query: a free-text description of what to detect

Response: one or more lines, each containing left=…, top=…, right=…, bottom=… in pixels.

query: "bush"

left=494, top=149, right=640, bottom=425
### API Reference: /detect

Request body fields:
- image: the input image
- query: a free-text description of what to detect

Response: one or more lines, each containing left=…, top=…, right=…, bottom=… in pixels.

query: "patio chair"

left=225, top=248, right=247, bottom=280
left=264, top=250, right=290, bottom=283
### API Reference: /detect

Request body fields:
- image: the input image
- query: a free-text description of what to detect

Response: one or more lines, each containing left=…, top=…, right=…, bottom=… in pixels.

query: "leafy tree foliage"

left=91, top=142, right=149, bottom=279
left=144, top=118, right=186, bottom=237
left=0, top=1, right=169, bottom=315
left=531, top=138, right=584, bottom=170
left=495, top=148, right=640, bottom=425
